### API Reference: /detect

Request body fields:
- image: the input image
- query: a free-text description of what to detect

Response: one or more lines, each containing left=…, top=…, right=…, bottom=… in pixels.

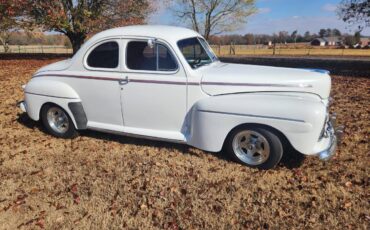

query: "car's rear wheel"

left=225, top=125, right=283, bottom=170
left=41, top=104, right=78, bottom=138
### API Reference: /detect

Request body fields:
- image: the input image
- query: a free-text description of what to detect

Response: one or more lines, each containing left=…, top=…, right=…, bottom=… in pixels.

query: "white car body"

left=20, top=25, right=341, bottom=160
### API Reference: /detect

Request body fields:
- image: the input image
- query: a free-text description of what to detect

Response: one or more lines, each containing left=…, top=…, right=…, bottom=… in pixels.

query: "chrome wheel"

left=46, top=107, right=69, bottom=134
left=232, top=130, right=270, bottom=165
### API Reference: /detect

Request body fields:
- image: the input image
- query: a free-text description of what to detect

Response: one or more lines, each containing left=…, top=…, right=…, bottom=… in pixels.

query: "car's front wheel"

left=225, top=125, right=283, bottom=170
left=41, top=104, right=78, bottom=139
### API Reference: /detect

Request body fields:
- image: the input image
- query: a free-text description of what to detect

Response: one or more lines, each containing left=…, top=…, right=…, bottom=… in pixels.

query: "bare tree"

left=170, top=0, right=256, bottom=40
left=338, top=0, right=370, bottom=32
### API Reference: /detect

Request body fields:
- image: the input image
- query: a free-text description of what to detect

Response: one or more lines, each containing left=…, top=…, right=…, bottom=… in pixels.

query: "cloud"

left=322, top=3, right=337, bottom=12
left=258, top=8, right=271, bottom=14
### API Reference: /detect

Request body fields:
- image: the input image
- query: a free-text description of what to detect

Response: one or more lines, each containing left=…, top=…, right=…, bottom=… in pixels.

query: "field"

left=0, top=59, right=369, bottom=229
left=210, top=45, right=370, bottom=57
left=2, top=45, right=370, bottom=57
left=0, top=45, right=73, bottom=54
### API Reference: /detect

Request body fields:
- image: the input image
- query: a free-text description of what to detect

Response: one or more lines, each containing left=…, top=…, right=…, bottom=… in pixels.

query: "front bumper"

left=316, top=113, right=344, bottom=161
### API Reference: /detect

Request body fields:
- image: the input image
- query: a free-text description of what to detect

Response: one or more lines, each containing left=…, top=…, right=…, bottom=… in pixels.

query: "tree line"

left=207, top=29, right=365, bottom=46
left=0, top=0, right=369, bottom=53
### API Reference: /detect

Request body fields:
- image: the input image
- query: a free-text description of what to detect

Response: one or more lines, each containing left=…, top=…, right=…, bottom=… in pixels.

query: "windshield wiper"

left=193, top=62, right=212, bottom=69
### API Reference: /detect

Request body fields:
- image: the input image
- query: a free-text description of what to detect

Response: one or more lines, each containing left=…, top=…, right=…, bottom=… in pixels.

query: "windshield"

left=177, top=37, right=218, bottom=69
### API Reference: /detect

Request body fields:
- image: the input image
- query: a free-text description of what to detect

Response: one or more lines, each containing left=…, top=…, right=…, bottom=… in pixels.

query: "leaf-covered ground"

left=0, top=59, right=369, bottom=229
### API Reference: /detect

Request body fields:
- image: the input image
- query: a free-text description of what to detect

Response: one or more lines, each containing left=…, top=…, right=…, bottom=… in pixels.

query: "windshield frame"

left=177, top=37, right=219, bottom=69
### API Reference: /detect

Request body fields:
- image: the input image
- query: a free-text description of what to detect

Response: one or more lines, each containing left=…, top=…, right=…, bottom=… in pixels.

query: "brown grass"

left=0, top=59, right=369, bottom=229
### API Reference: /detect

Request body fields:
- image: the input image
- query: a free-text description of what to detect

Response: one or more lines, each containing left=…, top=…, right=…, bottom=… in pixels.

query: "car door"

left=120, top=39, right=187, bottom=140
left=68, top=39, right=124, bottom=129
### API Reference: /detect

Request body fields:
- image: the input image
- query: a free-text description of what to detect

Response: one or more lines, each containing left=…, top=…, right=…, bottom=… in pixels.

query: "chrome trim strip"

left=197, top=109, right=306, bottom=123
left=32, top=74, right=311, bottom=88
left=32, top=74, right=198, bottom=85
left=25, top=92, right=78, bottom=99
left=130, top=79, right=188, bottom=85
left=33, top=74, right=120, bottom=81
left=201, top=82, right=313, bottom=88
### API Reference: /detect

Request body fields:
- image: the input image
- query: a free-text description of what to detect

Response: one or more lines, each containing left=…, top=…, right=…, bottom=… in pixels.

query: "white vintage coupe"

left=19, top=25, right=343, bottom=169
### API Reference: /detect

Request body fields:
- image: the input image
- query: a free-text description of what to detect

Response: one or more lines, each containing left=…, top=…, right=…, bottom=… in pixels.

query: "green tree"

left=332, top=28, right=342, bottom=36
left=319, top=29, right=327, bottom=37
left=303, top=31, right=311, bottom=42
left=290, top=30, right=298, bottom=43
left=354, top=31, right=361, bottom=43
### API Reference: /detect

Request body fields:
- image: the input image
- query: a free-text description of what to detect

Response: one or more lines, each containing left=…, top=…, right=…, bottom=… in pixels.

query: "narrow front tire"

left=225, top=125, right=283, bottom=170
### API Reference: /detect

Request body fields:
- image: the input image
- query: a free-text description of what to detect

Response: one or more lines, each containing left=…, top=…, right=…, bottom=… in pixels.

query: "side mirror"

left=148, top=38, right=156, bottom=48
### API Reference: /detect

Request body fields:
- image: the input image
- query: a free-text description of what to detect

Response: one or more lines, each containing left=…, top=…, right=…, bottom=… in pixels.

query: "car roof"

left=90, top=25, right=201, bottom=43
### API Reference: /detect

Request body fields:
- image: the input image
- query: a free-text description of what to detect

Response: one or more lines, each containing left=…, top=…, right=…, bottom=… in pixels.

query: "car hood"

left=200, top=63, right=331, bottom=99
left=35, top=59, right=72, bottom=74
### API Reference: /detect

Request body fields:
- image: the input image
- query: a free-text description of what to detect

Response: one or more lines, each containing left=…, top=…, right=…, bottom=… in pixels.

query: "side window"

left=87, top=41, right=119, bottom=69
left=158, top=44, right=177, bottom=71
left=178, top=38, right=210, bottom=62
left=126, top=41, right=177, bottom=71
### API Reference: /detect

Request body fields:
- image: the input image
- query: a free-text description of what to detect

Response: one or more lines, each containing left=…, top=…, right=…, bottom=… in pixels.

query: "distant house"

left=311, top=37, right=342, bottom=46
left=311, top=38, right=326, bottom=46
left=359, top=37, right=369, bottom=47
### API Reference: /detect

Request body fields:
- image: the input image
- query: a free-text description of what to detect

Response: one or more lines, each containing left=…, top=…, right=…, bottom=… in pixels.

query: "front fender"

left=186, top=92, right=327, bottom=154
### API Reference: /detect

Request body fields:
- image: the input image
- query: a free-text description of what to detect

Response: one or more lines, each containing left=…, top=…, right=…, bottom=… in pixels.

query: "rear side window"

left=87, top=41, right=119, bottom=68
left=126, top=41, right=177, bottom=71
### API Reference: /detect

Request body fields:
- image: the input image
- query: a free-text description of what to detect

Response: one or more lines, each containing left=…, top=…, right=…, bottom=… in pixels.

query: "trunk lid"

left=35, top=59, right=72, bottom=74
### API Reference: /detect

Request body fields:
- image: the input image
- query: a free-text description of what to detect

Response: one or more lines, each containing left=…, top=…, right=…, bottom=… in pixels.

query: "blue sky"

left=150, top=0, right=370, bottom=35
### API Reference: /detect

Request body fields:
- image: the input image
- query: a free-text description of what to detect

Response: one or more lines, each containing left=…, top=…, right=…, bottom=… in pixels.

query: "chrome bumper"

left=17, top=100, right=27, bottom=112
left=317, top=113, right=344, bottom=161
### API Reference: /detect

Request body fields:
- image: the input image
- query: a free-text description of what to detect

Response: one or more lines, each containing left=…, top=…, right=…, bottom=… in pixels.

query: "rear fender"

left=24, top=78, right=87, bottom=129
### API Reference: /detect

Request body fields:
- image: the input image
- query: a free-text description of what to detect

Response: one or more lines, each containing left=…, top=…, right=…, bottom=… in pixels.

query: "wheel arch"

left=222, top=123, right=293, bottom=152
left=39, top=101, right=87, bottom=130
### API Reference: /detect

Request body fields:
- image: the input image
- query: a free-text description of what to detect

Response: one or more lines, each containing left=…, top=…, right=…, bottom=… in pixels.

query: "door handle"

left=119, top=76, right=129, bottom=85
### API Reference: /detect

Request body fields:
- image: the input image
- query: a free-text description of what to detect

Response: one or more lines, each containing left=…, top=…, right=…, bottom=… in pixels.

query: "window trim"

left=124, top=39, right=179, bottom=74
left=177, top=36, right=217, bottom=69
left=83, top=38, right=121, bottom=72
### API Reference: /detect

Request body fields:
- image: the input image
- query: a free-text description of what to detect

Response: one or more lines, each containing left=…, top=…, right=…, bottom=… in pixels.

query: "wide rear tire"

left=41, top=104, right=78, bottom=139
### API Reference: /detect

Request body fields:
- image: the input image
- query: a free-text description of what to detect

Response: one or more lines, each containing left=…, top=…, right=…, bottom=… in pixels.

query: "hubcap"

left=46, top=107, right=69, bottom=134
left=232, top=130, right=270, bottom=165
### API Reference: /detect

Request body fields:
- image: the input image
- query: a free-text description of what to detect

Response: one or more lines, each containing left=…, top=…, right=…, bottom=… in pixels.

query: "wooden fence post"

left=229, top=42, right=235, bottom=55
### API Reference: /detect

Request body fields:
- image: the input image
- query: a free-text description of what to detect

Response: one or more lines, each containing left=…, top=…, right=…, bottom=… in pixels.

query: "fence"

left=1, top=44, right=370, bottom=57
left=210, top=44, right=370, bottom=57
left=0, top=45, right=73, bottom=54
